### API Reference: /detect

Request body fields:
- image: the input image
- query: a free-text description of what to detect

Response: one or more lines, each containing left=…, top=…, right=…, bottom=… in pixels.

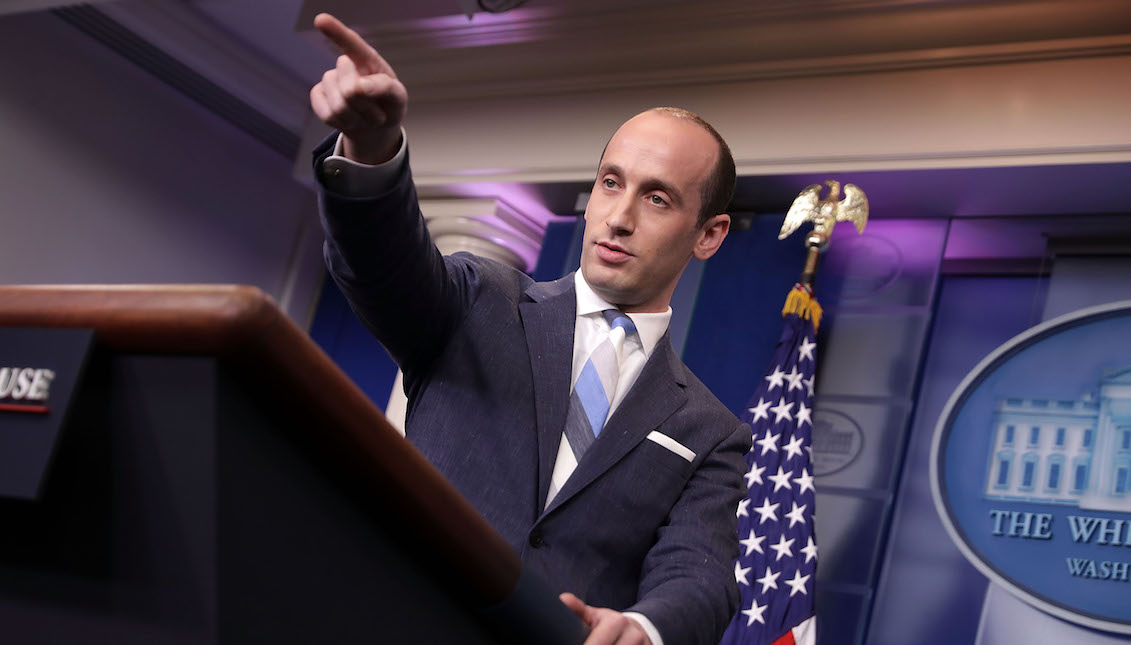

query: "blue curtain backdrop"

left=682, top=214, right=805, bottom=415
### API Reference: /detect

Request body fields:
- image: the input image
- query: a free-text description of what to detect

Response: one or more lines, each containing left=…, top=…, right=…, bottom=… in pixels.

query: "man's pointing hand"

left=310, top=13, right=407, bottom=165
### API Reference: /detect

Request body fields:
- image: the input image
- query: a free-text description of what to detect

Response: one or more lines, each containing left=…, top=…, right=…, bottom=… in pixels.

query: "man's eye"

left=603, top=178, right=618, bottom=189
left=650, top=195, right=668, bottom=206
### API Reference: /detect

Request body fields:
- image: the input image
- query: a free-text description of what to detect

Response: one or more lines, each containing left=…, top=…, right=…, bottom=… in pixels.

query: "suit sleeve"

left=313, top=134, right=480, bottom=374
left=628, top=420, right=751, bottom=645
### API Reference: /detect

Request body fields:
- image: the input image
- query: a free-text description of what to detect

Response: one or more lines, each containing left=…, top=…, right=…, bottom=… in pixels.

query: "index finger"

left=559, top=593, right=597, bottom=625
left=314, top=13, right=391, bottom=76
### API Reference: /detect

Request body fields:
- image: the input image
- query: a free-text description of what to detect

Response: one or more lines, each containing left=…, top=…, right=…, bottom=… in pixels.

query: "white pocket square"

left=646, top=431, right=695, bottom=463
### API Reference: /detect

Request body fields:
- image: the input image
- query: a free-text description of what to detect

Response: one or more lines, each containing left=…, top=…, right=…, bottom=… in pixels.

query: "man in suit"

left=309, top=14, right=750, bottom=645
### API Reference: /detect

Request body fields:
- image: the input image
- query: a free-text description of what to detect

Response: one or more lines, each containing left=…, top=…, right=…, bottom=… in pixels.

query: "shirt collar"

left=574, top=272, right=672, bottom=357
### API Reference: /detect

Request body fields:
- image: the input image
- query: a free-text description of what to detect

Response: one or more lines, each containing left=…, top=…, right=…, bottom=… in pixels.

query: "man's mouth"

left=595, top=242, right=632, bottom=264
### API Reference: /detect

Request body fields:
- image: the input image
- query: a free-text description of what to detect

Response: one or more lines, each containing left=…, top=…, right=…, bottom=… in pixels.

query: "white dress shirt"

left=322, top=133, right=669, bottom=645
left=545, top=272, right=672, bottom=507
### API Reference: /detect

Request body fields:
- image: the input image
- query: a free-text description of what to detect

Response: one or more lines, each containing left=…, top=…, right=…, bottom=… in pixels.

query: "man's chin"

left=589, top=279, right=633, bottom=306
left=583, top=261, right=638, bottom=297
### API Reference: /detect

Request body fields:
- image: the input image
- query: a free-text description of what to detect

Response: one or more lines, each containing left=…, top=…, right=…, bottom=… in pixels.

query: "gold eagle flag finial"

left=778, top=179, right=868, bottom=249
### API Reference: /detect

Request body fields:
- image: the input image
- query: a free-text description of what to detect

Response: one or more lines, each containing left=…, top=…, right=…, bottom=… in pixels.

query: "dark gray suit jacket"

left=314, top=138, right=749, bottom=645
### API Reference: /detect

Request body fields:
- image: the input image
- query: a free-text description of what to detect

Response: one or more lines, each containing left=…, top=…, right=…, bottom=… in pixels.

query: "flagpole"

left=799, top=244, right=821, bottom=289
left=782, top=236, right=831, bottom=333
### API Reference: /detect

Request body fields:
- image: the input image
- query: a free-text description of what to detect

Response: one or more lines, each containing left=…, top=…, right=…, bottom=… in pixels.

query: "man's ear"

left=693, top=214, right=730, bottom=261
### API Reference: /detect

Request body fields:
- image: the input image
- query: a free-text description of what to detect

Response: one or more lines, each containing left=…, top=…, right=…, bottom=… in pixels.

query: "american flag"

left=721, top=284, right=819, bottom=645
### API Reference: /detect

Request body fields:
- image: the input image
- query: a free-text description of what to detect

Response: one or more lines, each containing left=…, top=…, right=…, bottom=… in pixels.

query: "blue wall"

left=866, top=276, right=1048, bottom=645
left=309, top=277, right=399, bottom=410
left=682, top=214, right=807, bottom=413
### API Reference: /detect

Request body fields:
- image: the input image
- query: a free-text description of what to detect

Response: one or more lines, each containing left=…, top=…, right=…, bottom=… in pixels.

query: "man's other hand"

left=560, top=593, right=653, bottom=645
left=310, top=13, right=407, bottom=165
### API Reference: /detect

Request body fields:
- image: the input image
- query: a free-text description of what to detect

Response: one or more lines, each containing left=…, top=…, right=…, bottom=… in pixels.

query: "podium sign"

left=0, top=327, right=93, bottom=499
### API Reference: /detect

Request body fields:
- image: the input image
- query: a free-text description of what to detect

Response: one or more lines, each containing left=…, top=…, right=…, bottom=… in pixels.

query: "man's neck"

left=573, top=272, right=673, bottom=356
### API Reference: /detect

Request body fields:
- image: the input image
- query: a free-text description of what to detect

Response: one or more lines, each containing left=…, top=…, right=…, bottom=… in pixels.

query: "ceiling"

left=6, top=0, right=1131, bottom=253
left=18, top=0, right=1130, bottom=139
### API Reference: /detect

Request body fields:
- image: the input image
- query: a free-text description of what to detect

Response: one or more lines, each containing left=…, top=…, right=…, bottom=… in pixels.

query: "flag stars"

left=753, top=498, right=780, bottom=524
left=786, top=501, right=808, bottom=528
left=748, top=397, right=771, bottom=423
left=741, top=599, right=767, bottom=626
left=768, top=466, right=793, bottom=492
left=783, top=435, right=805, bottom=460
left=785, top=366, right=805, bottom=391
left=744, top=463, right=766, bottom=488
left=756, top=567, right=780, bottom=594
left=785, top=570, right=811, bottom=597
left=796, top=401, right=812, bottom=428
left=771, top=398, right=794, bottom=423
left=801, top=536, right=819, bottom=563
left=793, top=469, right=815, bottom=495
left=739, top=529, right=765, bottom=556
left=734, top=560, right=752, bottom=586
left=799, top=337, right=816, bottom=362
left=734, top=319, right=818, bottom=639
left=764, top=366, right=786, bottom=391
left=736, top=498, right=751, bottom=519
left=755, top=429, right=780, bottom=456
left=770, top=534, right=795, bottom=561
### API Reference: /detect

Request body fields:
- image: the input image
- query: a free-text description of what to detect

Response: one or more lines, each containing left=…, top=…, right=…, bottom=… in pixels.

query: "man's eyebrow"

left=641, top=177, right=683, bottom=204
left=598, top=163, right=624, bottom=178
left=597, top=163, right=684, bottom=204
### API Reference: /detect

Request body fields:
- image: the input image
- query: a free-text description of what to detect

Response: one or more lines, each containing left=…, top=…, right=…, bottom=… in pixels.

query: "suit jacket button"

left=528, top=530, right=544, bottom=548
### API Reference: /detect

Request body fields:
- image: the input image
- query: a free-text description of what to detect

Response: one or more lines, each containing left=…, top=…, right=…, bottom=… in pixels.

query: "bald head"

left=600, top=107, right=736, bottom=226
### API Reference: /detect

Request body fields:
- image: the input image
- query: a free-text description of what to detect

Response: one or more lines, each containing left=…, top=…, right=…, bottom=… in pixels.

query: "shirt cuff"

left=319, top=129, right=408, bottom=197
left=623, top=612, right=663, bottom=645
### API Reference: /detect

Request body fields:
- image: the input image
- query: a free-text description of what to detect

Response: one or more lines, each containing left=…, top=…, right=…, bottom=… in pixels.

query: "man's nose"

left=605, top=194, right=635, bottom=235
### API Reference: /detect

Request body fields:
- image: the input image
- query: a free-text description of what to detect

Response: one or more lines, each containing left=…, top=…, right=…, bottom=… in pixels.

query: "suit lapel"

left=541, top=330, right=689, bottom=517
left=519, top=274, right=576, bottom=512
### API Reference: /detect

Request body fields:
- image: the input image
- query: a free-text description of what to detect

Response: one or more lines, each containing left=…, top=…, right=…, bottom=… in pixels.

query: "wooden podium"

left=0, top=285, right=585, bottom=644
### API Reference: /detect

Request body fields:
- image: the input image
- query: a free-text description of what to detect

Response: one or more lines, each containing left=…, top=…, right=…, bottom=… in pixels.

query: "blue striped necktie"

left=563, top=309, right=638, bottom=462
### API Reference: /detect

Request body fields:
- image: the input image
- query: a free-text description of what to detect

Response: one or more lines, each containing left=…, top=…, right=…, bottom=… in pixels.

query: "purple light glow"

left=944, top=220, right=1051, bottom=260
left=415, top=7, right=550, bottom=48
left=416, top=7, right=542, bottom=28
